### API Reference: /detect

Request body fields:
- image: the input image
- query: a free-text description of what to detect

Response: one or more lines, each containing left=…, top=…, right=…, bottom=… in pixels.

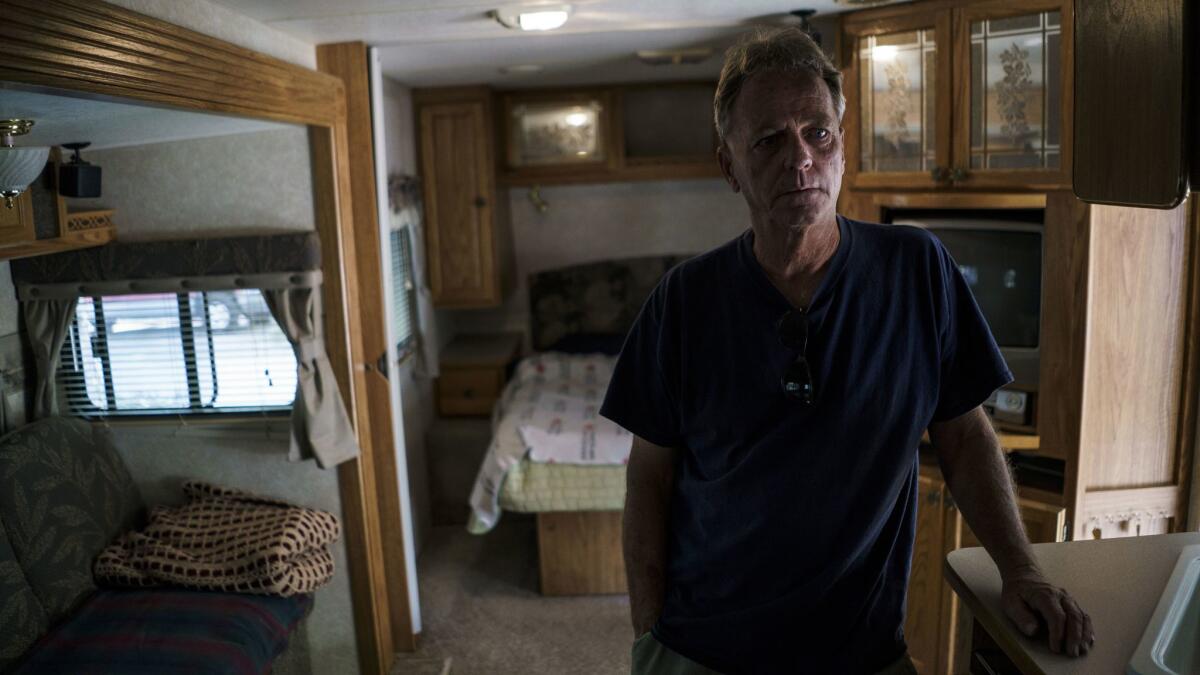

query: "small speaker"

left=59, top=142, right=101, bottom=198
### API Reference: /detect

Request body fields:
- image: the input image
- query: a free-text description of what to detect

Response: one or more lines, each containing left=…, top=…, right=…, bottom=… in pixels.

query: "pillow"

left=12, top=589, right=312, bottom=675
left=547, top=333, right=626, bottom=356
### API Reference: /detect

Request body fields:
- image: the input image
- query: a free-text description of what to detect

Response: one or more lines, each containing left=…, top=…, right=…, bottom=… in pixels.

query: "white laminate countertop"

left=944, top=532, right=1200, bottom=675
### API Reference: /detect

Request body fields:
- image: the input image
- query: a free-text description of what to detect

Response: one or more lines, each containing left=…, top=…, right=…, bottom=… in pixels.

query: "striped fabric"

left=12, top=589, right=312, bottom=675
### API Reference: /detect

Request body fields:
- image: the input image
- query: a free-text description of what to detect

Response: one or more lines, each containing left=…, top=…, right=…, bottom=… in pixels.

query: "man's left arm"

left=928, top=406, right=1096, bottom=657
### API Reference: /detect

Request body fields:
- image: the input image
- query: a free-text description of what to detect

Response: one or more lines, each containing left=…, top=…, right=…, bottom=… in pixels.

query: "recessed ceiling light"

left=500, top=64, right=545, bottom=75
left=492, top=5, right=572, bottom=31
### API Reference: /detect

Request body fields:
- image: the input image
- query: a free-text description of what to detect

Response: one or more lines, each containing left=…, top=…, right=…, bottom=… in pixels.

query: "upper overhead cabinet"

left=1073, top=0, right=1189, bottom=209
left=416, top=87, right=514, bottom=308
left=842, top=0, right=1072, bottom=190
left=499, top=83, right=721, bottom=185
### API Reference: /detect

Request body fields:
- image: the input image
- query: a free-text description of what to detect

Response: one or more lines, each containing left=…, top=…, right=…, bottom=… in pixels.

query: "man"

left=599, top=27, right=1094, bottom=675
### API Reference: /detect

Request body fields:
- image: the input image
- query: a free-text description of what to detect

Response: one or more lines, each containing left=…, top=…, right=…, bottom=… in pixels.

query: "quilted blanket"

left=94, top=481, right=340, bottom=597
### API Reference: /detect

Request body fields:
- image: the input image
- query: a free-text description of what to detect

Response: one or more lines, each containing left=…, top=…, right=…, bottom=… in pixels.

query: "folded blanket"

left=94, top=481, right=340, bottom=597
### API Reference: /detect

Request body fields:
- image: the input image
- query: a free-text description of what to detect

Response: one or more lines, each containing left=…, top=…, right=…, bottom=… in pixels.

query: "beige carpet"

left=398, top=514, right=632, bottom=675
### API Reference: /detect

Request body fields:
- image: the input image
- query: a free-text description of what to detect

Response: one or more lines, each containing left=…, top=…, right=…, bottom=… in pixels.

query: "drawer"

left=437, top=368, right=504, bottom=416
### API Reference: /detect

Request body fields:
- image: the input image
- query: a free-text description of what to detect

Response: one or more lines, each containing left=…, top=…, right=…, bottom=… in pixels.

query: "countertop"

left=944, top=532, right=1200, bottom=675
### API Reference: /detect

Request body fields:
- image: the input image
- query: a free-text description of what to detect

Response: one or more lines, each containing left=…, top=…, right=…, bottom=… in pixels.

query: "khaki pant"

left=630, top=632, right=919, bottom=675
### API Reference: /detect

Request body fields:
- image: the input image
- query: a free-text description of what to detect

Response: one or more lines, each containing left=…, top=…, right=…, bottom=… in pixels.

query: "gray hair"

left=714, top=27, right=845, bottom=145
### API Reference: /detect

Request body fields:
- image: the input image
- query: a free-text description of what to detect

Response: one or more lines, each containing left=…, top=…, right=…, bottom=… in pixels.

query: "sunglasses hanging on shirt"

left=777, top=308, right=815, bottom=405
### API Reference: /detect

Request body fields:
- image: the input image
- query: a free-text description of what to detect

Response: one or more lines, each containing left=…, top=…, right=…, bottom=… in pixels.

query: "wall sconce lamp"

left=0, top=119, right=50, bottom=210
left=527, top=185, right=549, bottom=213
left=492, top=4, right=572, bottom=31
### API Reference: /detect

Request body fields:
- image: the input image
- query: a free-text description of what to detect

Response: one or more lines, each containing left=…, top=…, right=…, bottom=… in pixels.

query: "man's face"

left=718, top=69, right=845, bottom=232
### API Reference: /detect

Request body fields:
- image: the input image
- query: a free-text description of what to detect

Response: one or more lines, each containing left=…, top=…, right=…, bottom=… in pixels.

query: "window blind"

left=59, top=290, right=297, bottom=416
left=389, top=227, right=418, bottom=358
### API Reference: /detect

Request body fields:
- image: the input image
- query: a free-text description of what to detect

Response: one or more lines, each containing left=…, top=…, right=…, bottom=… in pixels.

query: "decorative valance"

left=10, top=232, right=321, bottom=286
left=11, top=231, right=360, bottom=469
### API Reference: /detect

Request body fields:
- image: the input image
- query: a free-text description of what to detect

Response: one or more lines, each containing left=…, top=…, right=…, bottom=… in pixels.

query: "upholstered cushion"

left=0, top=518, right=49, bottom=673
left=0, top=417, right=143, bottom=624
left=528, top=255, right=691, bottom=351
left=11, top=589, right=312, bottom=675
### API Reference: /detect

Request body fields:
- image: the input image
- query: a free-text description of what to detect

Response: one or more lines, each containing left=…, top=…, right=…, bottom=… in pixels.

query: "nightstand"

left=436, top=332, right=522, bottom=417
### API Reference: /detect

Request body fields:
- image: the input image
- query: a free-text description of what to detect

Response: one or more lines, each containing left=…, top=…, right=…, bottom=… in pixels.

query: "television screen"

left=925, top=227, right=1041, bottom=349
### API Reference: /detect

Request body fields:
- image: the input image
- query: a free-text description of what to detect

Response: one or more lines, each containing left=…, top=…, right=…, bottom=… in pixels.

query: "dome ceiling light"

left=492, top=5, right=572, bottom=31
left=0, top=119, right=50, bottom=210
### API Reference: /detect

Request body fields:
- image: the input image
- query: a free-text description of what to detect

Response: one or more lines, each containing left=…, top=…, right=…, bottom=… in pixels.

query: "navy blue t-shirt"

left=599, top=216, right=1012, bottom=674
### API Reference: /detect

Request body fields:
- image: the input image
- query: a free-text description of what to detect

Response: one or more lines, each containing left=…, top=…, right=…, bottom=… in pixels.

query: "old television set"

left=888, top=209, right=1042, bottom=431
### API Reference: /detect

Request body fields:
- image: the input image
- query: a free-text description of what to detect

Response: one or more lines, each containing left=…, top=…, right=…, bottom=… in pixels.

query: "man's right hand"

left=623, top=435, right=678, bottom=638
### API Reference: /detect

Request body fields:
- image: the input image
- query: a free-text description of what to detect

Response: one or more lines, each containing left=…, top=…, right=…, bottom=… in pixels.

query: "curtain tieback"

left=296, top=339, right=326, bottom=366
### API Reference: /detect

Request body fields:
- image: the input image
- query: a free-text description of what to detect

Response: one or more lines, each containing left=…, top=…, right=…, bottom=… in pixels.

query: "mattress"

left=468, top=352, right=632, bottom=533
left=498, top=459, right=626, bottom=513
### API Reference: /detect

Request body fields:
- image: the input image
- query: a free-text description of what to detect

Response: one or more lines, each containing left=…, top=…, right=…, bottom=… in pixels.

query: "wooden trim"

left=870, top=191, right=1046, bottom=210
left=0, top=226, right=113, bottom=261
left=0, top=0, right=343, bottom=126
left=310, top=123, right=395, bottom=675
left=1183, top=204, right=1200, bottom=530
left=841, top=0, right=961, bottom=29
left=316, top=42, right=416, bottom=654
left=1039, top=192, right=1089, bottom=538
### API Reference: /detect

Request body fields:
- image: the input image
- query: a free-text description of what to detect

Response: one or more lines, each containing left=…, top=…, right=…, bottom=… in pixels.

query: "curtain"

left=389, top=173, right=439, bottom=378
left=262, top=286, right=359, bottom=469
left=23, top=298, right=78, bottom=418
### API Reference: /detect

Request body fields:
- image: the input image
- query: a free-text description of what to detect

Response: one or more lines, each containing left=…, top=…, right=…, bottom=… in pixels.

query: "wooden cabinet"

left=0, top=191, right=35, bottom=246
left=436, top=332, right=521, bottom=417
left=1073, top=0, right=1189, bottom=209
left=415, top=87, right=514, bottom=307
left=905, top=466, right=1065, bottom=675
left=843, top=0, right=1072, bottom=191
left=498, top=82, right=721, bottom=185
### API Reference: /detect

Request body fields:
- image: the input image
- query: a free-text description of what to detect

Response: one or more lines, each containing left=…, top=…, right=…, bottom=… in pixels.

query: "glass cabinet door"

left=844, top=12, right=951, bottom=189
left=954, top=1, right=1071, bottom=187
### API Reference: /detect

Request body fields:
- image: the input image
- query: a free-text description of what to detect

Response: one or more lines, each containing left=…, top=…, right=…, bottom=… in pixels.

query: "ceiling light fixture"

left=492, top=4, right=572, bottom=31
left=0, top=119, right=50, bottom=209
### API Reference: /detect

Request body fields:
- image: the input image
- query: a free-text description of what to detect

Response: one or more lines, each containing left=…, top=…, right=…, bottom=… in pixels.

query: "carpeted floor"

left=398, top=514, right=632, bottom=675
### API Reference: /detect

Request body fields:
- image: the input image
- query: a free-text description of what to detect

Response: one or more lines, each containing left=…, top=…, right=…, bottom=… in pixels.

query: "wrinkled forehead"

left=731, top=69, right=838, bottom=131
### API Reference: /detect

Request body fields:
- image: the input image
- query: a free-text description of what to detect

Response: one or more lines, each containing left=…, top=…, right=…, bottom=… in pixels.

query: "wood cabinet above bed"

left=415, top=87, right=516, bottom=308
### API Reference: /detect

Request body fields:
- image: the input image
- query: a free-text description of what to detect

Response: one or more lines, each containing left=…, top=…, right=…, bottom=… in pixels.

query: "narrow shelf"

left=0, top=227, right=114, bottom=261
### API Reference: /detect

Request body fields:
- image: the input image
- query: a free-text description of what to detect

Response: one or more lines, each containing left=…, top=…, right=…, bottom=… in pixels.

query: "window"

left=59, top=290, right=297, bottom=417
left=389, top=227, right=418, bottom=358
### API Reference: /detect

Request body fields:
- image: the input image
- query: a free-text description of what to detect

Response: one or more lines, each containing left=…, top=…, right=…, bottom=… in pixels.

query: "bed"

left=467, top=255, right=689, bottom=595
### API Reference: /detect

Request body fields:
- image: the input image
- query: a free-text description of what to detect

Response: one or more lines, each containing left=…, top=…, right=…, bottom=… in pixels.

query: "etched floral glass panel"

left=509, top=100, right=606, bottom=167
left=858, top=30, right=936, bottom=173
left=970, top=11, right=1062, bottom=170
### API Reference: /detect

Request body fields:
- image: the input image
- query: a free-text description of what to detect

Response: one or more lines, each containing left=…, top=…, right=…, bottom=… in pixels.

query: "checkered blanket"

left=94, top=481, right=339, bottom=597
